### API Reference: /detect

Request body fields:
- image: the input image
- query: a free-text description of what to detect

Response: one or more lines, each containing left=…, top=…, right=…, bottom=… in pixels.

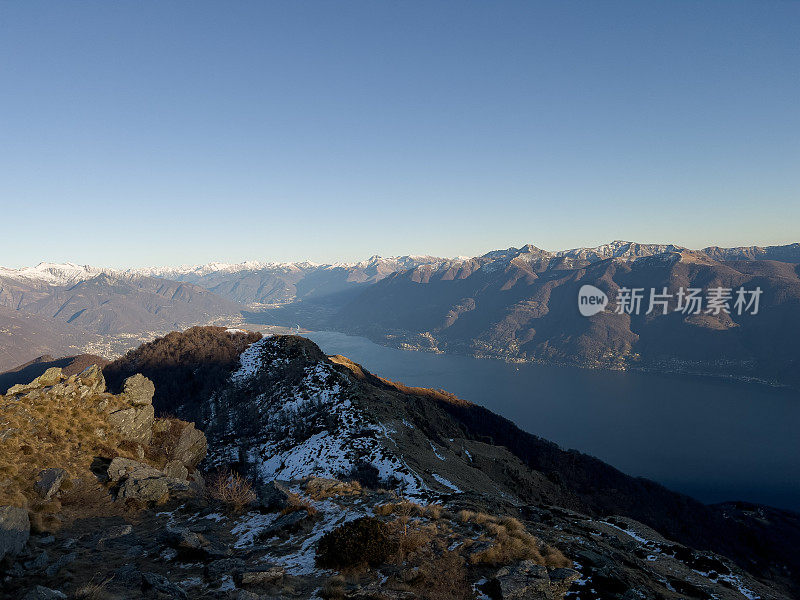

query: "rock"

left=117, top=476, right=169, bottom=504
left=189, top=470, right=206, bottom=495
left=493, top=560, right=552, bottom=599
left=171, top=423, right=207, bottom=469
left=142, top=572, right=188, bottom=599
left=108, top=457, right=163, bottom=482
left=76, top=364, right=106, bottom=394
left=34, top=468, right=67, bottom=501
left=237, top=592, right=263, bottom=600
left=255, top=480, right=290, bottom=512
left=163, top=460, right=189, bottom=480
left=24, top=550, right=50, bottom=570
left=206, top=557, right=246, bottom=581
left=108, top=404, right=155, bottom=445
left=44, top=551, right=75, bottom=577
left=239, top=565, right=285, bottom=586
left=6, top=368, right=64, bottom=395
left=256, top=510, right=312, bottom=539
left=548, top=568, right=581, bottom=598
left=114, top=563, right=143, bottom=587
left=96, top=524, right=133, bottom=548
left=122, top=374, right=155, bottom=406
left=163, top=526, right=207, bottom=552
left=22, top=586, right=67, bottom=600
left=165, top=478, right=190, bottom=493
left=0, top=505, right=30, bottom=562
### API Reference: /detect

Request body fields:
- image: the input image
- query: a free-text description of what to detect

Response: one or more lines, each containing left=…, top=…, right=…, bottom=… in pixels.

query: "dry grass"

left=72, top=574, right=115, bottom=599
left=415, top=548, right=472, bottom=600
left=281, top=491, right=318, bottom=516
left=319, top=574, right=347, bottom=600
left=207, top=468, right=256, bottom=512
left=466, top=515, right=570, bottom=567
left=0, top=384, right=140, bottom=508
left=305, top=477, right=362, bottom=500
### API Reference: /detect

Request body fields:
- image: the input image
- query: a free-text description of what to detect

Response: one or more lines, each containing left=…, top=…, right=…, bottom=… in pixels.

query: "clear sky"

left=1, top=1, right=798, bottom=268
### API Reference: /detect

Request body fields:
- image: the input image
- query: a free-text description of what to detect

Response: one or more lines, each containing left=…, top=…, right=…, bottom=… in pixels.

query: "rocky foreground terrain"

left=1, top=327, right=797, bottom=599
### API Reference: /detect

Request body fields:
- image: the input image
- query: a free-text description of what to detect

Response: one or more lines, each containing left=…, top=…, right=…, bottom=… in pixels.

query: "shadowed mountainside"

left=103, top=327, right=800, bottom=595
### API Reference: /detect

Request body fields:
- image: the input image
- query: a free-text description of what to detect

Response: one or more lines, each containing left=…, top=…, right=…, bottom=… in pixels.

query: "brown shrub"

left=281, top=491, right=318, bottom=516
left=305, top=477, right=362, bottom=500
left=468, top=517, right=570, bottom=567
left=207, top=468, right=256, bottom=512
left=415, top=548, right=472, bottom=600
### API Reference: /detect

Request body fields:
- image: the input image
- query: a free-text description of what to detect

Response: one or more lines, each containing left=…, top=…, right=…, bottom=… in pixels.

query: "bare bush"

left=207, top=468, right=256, bottom=512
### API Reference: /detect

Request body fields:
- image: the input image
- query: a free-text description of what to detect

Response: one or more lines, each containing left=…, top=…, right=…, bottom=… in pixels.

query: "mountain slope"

left=331, top=248, right=800, bottom=388
left=0, top=271, right=242, bottom=336
left=0, top=305, right=99, bottom=372
left=103, top=328, right=800, bottom=596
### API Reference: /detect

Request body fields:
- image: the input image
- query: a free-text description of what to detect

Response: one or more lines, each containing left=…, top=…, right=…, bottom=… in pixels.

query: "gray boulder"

left=108, top=404, right=155, bottom=445
left=107, top=457, right=163, bottom=482
left=6, top=367, right=63, bottom=395
left=0, top=505, right=30, bottom=562
left=163, top=460, right=189, bottom=480
left=34, top=468, right=67, bottom=501
left=255, top=480, right=290, bottom=512
left=493, top=561, right=552, bottom=599
left=76, top=364, right=106, bottom=394
left=117, top=476, right=169, bottom=504
left=548, top=568, right=581, bottom=598
left=122, top=374, right=155, bottom=406
left=22, top=586, right=67, bottom=600
left=171, top=422, right=207, bottom=469
left=142, top=572, right=188, bottom=599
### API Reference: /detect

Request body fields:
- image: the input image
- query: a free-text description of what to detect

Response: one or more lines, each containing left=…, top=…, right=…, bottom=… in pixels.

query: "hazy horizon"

left=2, top=237, right=799, bottom=271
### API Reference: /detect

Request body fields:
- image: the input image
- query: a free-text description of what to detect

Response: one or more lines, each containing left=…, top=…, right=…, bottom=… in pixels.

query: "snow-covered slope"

left=0, top=262, right=111, bottom=285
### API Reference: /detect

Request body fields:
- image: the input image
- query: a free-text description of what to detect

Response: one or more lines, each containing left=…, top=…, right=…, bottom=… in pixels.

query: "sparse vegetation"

left=316, top=517, right=396, bottom=569
left=306, top=477, right=362, bottom=500
left=282, top=491, right=318, bottom=516
left=207, top=467, right=256, bottom=512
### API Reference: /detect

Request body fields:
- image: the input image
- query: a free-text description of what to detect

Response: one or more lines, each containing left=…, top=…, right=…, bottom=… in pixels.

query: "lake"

left=305, top=330, right=800, bottom=512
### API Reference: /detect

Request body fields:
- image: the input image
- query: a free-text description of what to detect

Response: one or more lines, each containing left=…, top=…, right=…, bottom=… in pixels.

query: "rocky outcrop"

left=5, top=367, right=64, bottom=395
left=33, top=469, right=66, bottom=502
left=107, top=374, right=157, bottom=444
left=0, top=506, right=30, bottom=562
left=106, top=454, right=205, bottom=505
left=490, top=561, right=581, bottom=600
left=169, top=421, right=207, bottom=469
left=21, top=586, right=66, bottom=600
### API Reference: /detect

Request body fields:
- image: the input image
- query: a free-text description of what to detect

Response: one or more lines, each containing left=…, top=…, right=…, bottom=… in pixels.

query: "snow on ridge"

left=230, top=335, right=273, bottom=383
left=0, top=262, right=112, bottom=285
left=221, top=335, right=426, bottom=496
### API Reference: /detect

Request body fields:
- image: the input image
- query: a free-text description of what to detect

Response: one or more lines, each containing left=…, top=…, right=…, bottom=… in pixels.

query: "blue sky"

left=1, top=1, right=798, bottom=268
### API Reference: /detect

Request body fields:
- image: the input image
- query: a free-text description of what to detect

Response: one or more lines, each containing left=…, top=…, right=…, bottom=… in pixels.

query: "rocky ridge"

left=1, top=330, right=797, bottom=599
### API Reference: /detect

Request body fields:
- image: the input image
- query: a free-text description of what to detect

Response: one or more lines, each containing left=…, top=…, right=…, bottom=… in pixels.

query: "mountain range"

left=2, top=241, right=799, bottom=387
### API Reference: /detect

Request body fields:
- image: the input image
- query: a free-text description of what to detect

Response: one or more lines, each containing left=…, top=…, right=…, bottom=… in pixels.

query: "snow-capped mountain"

left=0, top=262, right=112, bottom=286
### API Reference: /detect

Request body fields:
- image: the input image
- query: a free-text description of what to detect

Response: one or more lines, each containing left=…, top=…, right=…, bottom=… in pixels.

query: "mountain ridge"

left=99, top=327, right=800, bottom=597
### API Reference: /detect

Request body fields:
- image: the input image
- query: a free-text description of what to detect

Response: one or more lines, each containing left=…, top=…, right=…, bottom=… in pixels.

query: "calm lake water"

left=305, top=331, right=800, bottom=512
